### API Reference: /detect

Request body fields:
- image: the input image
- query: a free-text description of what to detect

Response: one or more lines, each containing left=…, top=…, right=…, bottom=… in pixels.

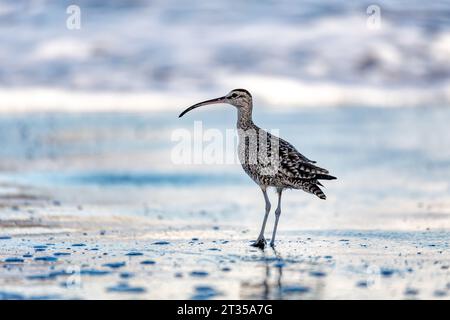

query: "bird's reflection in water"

left=241, top=247, right=325, bottom=300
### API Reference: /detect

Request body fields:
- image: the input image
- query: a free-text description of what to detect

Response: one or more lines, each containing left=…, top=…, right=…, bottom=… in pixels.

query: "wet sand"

left=0, top=182, right=449, bottom=300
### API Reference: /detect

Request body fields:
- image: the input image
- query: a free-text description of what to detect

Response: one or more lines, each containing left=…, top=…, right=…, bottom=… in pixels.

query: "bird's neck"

left=236, top=105, right=254, bottom=130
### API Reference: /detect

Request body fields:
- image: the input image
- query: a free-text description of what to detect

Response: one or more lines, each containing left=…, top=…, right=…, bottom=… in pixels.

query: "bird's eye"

left=231, top=93, right=238, bottom=98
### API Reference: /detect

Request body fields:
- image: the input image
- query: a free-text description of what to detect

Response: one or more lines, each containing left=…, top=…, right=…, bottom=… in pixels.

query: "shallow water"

left=0, top=107, right=450, bottom=299
left=1, top=106, right=450, bottom=219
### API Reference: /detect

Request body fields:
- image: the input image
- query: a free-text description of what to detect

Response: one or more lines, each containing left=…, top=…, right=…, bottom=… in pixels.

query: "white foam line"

left=221, top=75, right=450, bottom=108
left=0, top=88, right=193, bottom=113
left=0, top=77, right=449, bottom=113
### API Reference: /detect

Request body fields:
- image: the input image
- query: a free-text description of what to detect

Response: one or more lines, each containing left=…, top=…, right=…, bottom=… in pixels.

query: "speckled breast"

left=237, top=133, right=282, bottom=187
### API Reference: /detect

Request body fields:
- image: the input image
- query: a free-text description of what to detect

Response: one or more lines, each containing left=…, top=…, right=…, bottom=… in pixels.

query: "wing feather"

left=261, top=130, right=336, bottom=182
left=277, top=137, right=333, bottom=179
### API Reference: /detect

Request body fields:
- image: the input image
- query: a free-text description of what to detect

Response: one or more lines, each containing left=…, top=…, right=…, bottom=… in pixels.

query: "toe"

left=251, top=238, right=266, bottom=249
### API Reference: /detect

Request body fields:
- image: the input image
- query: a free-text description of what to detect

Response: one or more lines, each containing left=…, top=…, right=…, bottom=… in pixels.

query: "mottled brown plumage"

left=179, top=89, right=336, bottom=248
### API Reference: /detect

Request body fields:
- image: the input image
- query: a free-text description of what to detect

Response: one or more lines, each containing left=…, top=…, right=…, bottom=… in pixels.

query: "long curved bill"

left=179, top=96, right=226, bottom=118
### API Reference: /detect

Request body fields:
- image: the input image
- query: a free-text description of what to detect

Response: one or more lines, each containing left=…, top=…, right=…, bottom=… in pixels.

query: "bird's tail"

left=291, top=179, right=327, bottom=200
left=311, top=174, right=336, bottom=199
left=316, top=174, right=337, bottom=181
left=306, top=183, right=327, bottom=200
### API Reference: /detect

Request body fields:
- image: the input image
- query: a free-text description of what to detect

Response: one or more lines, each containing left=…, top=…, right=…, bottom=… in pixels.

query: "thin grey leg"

left=270, top=188, right=283, bottom=247
left=252, top=187, right=271, bottom=248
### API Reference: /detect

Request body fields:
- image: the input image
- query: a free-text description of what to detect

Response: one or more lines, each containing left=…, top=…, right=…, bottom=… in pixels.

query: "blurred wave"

left=0, top=0, right=449, bottom=110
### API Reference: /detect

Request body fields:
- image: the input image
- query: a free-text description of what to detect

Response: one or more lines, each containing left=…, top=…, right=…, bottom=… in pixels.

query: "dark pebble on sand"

left=152, top=241, right=170, bottom=245
left=80, top=269, right=110, bottom=276
left=34, top=256, right=57, bottom=262
left=54, top=252, right=71, bottom=256
left=72, top=243, right=86, bottom=247
left=309, top=271, right=326, bottom=277
left=0, top=236, right=12, bottom=240
left=282, top=285, right=310, bottom=294
left=120, top=272, right=134, bottom=279
left=221, top=267, right=231, bottom=272
left=356, top=280, right=369, bottom=288
left=107, top=283, right=146, bottom=294
left=23, top=254, right=33, bottom=258
left=27, top=270, right=74, bottom=281
left=195, top=286, right=216, bottom=292
left=125, top=252, right=143, bottom=256
left=4, top=258, right=24, bottom=263
left=380, top=268, right=395, bottom=277
left=404, top=288, right=419, bottom=296
left=141, top=260, right=156, bottom=265
left=434, top=290, right=447, bottom=297
left=49, top=270, right=76, bottom=278
left=190, top=271, right=209, bottom=277
left=103, top=262, right=126, bottom=269
left=191, top=286, right=219, bottom=300
left=27, top=274, right=53, bottom=281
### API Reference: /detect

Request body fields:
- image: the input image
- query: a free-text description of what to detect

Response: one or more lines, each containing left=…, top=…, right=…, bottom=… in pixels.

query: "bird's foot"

left=269, top=240, right=276, bottom=248
left=251, top=237, right=266, bottom=249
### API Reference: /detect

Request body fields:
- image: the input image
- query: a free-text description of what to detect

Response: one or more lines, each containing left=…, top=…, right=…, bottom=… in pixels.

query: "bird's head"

left=179, top=89, right=252, bottom=118
left=224, top=89, right=252, bottom=107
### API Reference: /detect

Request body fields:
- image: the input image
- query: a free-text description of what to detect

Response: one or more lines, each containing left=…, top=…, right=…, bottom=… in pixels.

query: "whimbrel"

left=179, top=89, right=336, bottom=248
